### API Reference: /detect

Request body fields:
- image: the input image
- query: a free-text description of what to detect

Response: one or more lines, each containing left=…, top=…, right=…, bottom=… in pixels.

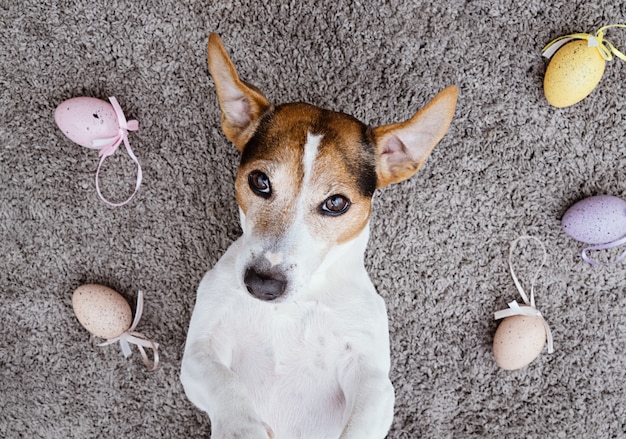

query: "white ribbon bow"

left=494, top=236, right=554, bottom=354
left=97, top=290, right=159, bottom=371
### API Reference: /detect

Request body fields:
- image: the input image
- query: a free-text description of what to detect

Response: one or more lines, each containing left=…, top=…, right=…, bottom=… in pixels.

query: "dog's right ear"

left=208, top=33, right=272, bottom=152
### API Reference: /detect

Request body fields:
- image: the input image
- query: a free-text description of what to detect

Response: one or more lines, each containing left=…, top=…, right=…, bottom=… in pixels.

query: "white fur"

left=181, top=133, right=395, bottom=438
left=264, top=250, right=283, bottom=267
left=234, top=132, right=336, bottom=302
left=181, top=226, right=394, bottom=438
left=190, top=33, right=456, bottom=438
left=301, top=133, right=322, bottom=185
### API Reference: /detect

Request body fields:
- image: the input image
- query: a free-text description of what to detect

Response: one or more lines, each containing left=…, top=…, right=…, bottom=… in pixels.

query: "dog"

left=181, top=33, right=457, bottom=439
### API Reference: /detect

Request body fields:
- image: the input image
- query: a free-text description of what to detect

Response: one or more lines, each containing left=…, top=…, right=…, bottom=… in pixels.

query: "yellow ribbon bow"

left=542, top=24, right=626, bottom=61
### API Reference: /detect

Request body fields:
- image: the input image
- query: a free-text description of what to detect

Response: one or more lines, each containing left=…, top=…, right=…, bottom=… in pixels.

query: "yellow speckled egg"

left=493, top=312, right=547, bottom=370
left=72, top=284, right=132, bottom=339
left=544, top=39, right=606, bottom=107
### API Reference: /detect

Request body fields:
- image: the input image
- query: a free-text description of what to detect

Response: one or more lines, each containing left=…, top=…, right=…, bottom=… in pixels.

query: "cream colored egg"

left=544, top=39, right=606, bottom=108
left=72, top=284, right=132, bottom=339
left=493, top=313, right=547, bottom=370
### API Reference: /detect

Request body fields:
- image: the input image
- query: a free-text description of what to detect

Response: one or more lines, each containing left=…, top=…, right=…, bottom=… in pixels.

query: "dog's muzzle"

left=244, top=267, right=287, bottom=301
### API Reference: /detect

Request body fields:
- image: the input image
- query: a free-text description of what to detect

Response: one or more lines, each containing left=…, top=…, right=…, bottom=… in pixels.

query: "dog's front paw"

left=212, top=417, right=274, bottom=439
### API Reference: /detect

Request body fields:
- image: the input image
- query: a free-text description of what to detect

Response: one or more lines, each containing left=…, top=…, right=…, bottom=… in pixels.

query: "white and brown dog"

left=181, top=34, right=457, bottom=439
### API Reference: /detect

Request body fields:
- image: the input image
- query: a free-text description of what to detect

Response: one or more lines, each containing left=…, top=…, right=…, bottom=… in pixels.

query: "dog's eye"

left=248, top=171, right=271, bottom=198
left=320, top=195, right=351, bottom=216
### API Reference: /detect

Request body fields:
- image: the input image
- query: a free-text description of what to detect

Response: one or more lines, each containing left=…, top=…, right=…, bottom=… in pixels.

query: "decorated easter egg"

left=493, top=312, right=547, bottom=370
left=544, top=40, right=606, bottom=107
left=55, top=97, right=120, bottom=148
left=72, top=284, right=132, bottom=339
left=562, top=195, right=626, bottom=244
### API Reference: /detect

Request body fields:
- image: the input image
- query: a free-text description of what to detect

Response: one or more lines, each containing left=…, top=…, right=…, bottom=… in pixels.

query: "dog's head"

left=207, top=33, right=457, bottom=302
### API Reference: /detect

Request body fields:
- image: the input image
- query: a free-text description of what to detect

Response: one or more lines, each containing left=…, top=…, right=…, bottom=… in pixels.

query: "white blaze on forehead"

left=294, top=131, right=323, bottom=230
left=283, top=132, right=324, bottom=269
left=302, top=133, right=322, bottom=185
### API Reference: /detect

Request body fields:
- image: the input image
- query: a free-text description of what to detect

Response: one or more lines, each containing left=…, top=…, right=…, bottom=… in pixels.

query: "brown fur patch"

left=235, top=103, right=376, bottom=246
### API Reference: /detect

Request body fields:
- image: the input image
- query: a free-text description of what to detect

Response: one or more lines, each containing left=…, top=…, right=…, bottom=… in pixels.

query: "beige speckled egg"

left=72, top=284, right=132, bottom=339
left=544, top=39, right=606, bottom=108
left=493, top=313, right=547, bottom=370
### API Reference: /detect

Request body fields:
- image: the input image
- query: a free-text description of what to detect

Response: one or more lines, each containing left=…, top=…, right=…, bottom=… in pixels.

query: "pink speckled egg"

left=562, top=195, right=626, bottom=244
left=72, top=284, right=132, bottom=339
left=55, top=97, right=119, bottom=148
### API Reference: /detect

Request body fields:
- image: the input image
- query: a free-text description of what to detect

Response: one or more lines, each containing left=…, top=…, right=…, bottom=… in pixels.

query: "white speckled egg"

left=55, top=97, right=120, bottom=148
left=72, top=284, right=132, bottom=339
left=493, top=312, right=547, bottom=370
left=562, top=195, right=626, bottom=244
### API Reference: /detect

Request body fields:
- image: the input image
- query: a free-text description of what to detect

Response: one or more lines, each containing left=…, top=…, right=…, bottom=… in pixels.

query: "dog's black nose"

left=244, top=268, right=287, bottom=301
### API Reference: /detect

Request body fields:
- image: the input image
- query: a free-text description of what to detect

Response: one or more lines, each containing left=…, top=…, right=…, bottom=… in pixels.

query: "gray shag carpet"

left=1, top=1, right=625, bottom=438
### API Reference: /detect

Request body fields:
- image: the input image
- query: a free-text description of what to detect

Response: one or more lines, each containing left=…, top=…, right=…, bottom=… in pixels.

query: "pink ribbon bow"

left=92, top=97, right=142, bottom=207
left=97, top=290, right=159, bottom=371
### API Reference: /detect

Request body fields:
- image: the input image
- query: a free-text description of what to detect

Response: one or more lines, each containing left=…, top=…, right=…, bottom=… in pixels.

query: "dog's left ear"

left=372, top=86, right=458, bottom=188
left=208, top=33, right=272, bottom=152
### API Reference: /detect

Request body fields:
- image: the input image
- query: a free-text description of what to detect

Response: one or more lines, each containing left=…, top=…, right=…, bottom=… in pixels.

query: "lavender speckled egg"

left=562, top=195, right=626, bottom=244
left=54, top=97, right=119, bottom=148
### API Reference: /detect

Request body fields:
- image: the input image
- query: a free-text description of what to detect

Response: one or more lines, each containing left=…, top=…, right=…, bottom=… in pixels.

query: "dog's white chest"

left=185, top=236, right=393, bottom=438
left=228, top=301, right=353, bottom=438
